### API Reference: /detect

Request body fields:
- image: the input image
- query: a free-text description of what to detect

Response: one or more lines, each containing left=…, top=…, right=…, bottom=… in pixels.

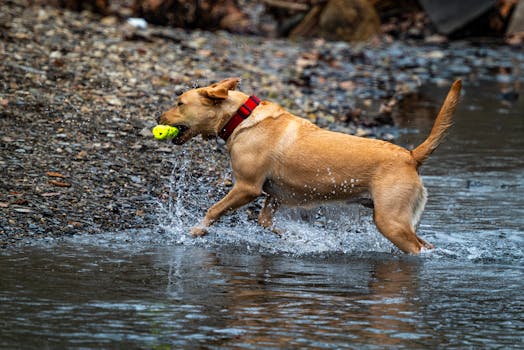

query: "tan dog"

left=159, top=78, right=462, bottom=254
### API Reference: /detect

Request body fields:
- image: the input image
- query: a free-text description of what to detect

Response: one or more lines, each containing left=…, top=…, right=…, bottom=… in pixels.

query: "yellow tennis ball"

left=152, top=125, right=179, bottom=140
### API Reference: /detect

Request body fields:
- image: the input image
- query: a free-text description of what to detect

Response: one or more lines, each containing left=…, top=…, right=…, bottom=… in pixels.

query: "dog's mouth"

left=172, top=125, right=190, bottom=145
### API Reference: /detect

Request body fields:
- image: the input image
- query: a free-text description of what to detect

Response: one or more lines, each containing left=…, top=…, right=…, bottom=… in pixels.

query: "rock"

left=424, top=50, right=445, bottom=59
left=127, top=17, right=148, bottom=29
left=507, top=1, right=524, bottom=38
left=355, top=127, right=372, bottom=137
left=130, top=175, right=142, bottom=184
left=12, top=207, right=34, bottom=213
left=140, top=127, right=153, bottom=137
left=100, top=16, right=118, bottom=26
left=291, top=0, right=380, bottom=42
left=104, top=95, right=123, bottom=106
left=499, top=88, right=519, bottom=102
left=419, top=0, right=495, bottom=35
left=424, top=34, right=448, bottom=44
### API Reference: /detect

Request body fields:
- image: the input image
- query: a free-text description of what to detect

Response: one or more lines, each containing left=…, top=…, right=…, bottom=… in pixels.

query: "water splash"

left=148, top=140, right=523, bottom=265
left=154, top=140, right=396, bottom=256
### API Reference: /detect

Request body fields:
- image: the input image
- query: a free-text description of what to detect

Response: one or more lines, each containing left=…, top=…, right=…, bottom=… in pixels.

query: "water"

left=1, top=81, right=523, bottom=348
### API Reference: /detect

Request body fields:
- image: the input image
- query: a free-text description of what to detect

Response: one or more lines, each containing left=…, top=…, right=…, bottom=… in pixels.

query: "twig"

left=263, top=0, right=310, bottom=11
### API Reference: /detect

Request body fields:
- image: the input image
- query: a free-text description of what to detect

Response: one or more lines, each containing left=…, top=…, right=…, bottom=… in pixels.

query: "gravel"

left=2, top=0, right=522, bottom=247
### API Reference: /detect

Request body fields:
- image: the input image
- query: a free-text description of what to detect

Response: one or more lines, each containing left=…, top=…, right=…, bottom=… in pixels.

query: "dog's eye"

left=177, top=101, right=184, bottom=107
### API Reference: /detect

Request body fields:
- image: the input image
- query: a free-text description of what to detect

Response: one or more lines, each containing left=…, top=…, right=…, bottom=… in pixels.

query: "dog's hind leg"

left=373, top=214, right=423, bottom=254
left=258, top=195, right=282, bottom=235
left=371, top=178, right=431, bottom=254
left=258, top=195, right=279, bottom=228
left=409, top=184, right=434, bottom=250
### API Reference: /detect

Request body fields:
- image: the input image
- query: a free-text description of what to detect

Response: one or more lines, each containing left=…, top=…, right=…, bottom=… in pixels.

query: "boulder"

left=291, top=0, right=380, bottom=41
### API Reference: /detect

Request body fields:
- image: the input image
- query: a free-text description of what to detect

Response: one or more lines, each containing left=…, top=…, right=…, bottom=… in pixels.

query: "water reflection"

left=1, top=223, right=522, bottom=348
left=156, top=246, right=429, bottom=348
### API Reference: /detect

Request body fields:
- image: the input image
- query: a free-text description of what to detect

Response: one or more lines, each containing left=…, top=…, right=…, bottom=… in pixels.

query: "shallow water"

left=1, top=80, right=523, bottom=348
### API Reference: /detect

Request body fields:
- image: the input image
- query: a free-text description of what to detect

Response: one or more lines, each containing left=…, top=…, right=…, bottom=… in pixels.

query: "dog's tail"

left=411, top=79, right=462, bottom=167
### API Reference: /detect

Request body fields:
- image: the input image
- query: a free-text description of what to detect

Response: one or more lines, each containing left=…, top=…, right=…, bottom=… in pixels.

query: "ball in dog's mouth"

left=151, top=125, right=190, bottom=144
left=152, top=125, right=179, bottom=140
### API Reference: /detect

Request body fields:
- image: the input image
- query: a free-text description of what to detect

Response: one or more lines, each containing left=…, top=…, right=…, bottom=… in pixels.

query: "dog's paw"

left=271, top=227, right=284, bottom=237
left=191, top=226, right=209, bottom=237
left=420, top=245, right=435, bottom=254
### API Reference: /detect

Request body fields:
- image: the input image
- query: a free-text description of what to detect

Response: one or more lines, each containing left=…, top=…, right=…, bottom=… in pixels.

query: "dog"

left=159, top=78, right=461, bottom=254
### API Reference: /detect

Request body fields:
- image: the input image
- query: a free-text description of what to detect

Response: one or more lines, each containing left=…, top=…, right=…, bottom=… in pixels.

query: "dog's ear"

left=200, top=78, right=240, bottom=100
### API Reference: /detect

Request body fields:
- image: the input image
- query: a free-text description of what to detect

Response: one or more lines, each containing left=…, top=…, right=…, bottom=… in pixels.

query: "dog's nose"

left=156, top=113, right=162, bottom=124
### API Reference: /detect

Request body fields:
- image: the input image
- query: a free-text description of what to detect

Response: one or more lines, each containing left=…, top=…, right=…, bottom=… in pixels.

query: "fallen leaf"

left=46, top=171, right=67, bottom=178
left=339, top=81, right=356, bottom=90
left=52, top=58, right=65, bottom=67
left=13, top=198, right=28, bottom=205
left=68, top=221, right=83, bottom=228
left=197, top=49, right=212, bottom=57
left=101, top=16, right=118, bottom=26
left=0, top=202, right=9, bottom=208
left=49, top=180, right=71, bottom=187
left=74, top=150, right=88, bottom=160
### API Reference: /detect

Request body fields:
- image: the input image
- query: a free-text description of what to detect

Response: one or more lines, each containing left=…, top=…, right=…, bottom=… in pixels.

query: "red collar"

left=219, top=95, right=260, bottom=141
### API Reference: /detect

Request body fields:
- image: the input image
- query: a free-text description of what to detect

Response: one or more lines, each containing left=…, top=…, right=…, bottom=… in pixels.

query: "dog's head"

left=159, top=77, right=241, bottom=144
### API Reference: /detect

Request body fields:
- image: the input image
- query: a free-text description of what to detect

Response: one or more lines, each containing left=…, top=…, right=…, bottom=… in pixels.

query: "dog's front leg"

left=191, top=182, right=261, bottom=237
